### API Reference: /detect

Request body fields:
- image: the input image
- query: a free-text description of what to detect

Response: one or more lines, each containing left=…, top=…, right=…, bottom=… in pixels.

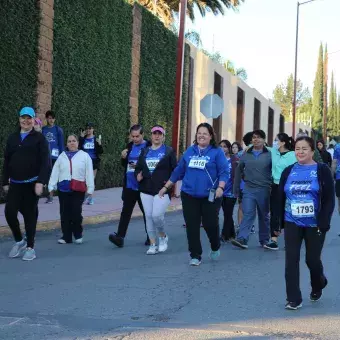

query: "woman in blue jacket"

left=159, top=123, right=228, bottom=266
left=278, top=136, right=334, bottom=310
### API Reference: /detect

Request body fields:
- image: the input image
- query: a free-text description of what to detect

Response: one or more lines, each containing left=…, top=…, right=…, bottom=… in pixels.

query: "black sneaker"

left=108, top=233, right=124, bottom=248
left=310, top=278, right=328, bottom=302
left=220, top=235, right=230, bottom=243
left=250, top=225, right=255, bottom=234
left=285, top=301, right=302, bottom=310
left=264, top=241, right=279, bottom=251
left=231, top=238, right=248, bottom=249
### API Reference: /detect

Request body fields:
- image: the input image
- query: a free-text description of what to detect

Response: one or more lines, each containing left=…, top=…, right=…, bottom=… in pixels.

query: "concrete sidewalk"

left=0, top=187, right=182, bottom=237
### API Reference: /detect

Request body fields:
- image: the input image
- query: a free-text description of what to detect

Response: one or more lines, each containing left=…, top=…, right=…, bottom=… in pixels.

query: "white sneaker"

left=75, top=238, right=83, bottom=244
left=22, top=248, right=36, bottom=261
left=158, top=235, right=168, bottom=252
left=58, top=239, right=67, bottom=244
left=146, top=244, right=158, bottom=255
left=8, top=240, right=27, bottom=258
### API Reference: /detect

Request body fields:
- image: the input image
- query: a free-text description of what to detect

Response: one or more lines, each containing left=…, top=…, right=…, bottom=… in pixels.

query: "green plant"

left=52, top=0, right=133, bottom=188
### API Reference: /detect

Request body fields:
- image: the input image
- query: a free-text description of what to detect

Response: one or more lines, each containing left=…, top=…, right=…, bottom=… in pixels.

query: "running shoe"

left=264, top=240, right=279, bottom=251
left=8, top=240, right=27, bottom=258
left=189, top=258, right=201, bottom=266
left=158, top=235, right=168, bottom=252
left=146, top=244, right=158, bottom=255
left=231, top=238, right=248, bottom=249
left=109, top=233, right=124, bottom=248
left=209, top=249, right=220, bottom=261
left=22, top=248, right=36, bottom=261
left=285, top=301, right=302, bottom=310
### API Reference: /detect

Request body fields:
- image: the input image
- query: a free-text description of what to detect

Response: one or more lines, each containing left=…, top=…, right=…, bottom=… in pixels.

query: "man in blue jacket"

left=232, top=130, right=272, bottom=249
left=42, top=110, right=64, bottom=203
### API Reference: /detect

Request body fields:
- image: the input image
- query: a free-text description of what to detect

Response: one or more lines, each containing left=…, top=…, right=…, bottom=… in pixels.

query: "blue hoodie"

left=170, top=145, right=228, bottom=198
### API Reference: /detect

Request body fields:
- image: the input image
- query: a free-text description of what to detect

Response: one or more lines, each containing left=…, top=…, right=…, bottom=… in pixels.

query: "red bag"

left=69, top=158, right=87, bottom=193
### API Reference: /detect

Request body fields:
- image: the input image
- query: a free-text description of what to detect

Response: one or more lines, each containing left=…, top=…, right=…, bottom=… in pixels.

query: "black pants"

left=5, top=183, right=39, bottom=248
left=181, top=192, right=222, bottom=260
left=58, top=191, right=85, bottom=243
left=221, top=197, right=237, bottom=240
left=284, top=222, right=327, bottom=303
left=117, top=187, right=147, bottom=238
left=270, top=183, right=279, bottom=237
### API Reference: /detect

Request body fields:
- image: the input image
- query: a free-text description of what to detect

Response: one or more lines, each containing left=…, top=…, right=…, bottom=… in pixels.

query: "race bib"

left=84, top=142, right=94, bottom=150
left=146, top=159, right=160, bottom=171
left=51, top=148, right=59, bottom=157
left=189, top=158, right=207, bottom=169
left=127, top=162, right=136, bottom=173
left=291, top=201, right=315, bottom=217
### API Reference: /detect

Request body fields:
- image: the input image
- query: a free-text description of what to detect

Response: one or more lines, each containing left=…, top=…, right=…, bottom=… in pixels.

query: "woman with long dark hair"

left=264, top=133, right=296, bottom=250
left=159, top=123, right=228, bottom=266
left=278, top=136, right=334, bottom=310
left=316, top=140, right=332, bottom=167
left=231, top=142, right=243, bottom=156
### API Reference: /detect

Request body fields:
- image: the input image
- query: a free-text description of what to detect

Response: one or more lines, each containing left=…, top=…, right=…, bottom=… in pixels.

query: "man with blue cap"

left=2, top=107, right=51, bottom=261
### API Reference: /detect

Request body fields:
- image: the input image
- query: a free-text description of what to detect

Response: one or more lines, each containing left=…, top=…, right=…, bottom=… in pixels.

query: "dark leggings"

left=221, top=196, right=237, bottom=240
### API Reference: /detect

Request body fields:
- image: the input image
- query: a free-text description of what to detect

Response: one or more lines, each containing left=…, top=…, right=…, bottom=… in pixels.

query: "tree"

left=272, top=74, right=310, bottom=121
left=327, top=72, right=337, bottom=136
left=312, top=43, right=324, bottom=133
left=323, top=45, right=328, bottom=138
left=131, top=0, right=244, bottom=27
left=224, top=60, right=247, bottom=81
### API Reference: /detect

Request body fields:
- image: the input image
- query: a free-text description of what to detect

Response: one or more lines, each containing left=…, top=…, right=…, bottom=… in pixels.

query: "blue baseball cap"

left=19, top=107, right=35, bottom=118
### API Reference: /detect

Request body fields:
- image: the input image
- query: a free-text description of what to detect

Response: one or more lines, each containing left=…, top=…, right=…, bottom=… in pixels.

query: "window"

left=236, top=87, right=245, bottom=143
left=267, top=107, right=274, bottom=145
left=279, top=114, right=285, bottom=133
left=253, top=98, right=261, bottom=130
left=213, top=72, right=223, bottom=141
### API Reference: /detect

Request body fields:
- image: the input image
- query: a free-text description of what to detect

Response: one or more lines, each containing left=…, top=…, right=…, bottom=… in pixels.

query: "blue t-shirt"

left=223, top=157, right=234, bottom=198
left=20, top=132, right=30, bottom=141
left=42, top=126, right=60, bottom=159
left=58, top=151, right=78, bottom=192
left=333, top=143, right=340, bottom=180
left=83, top=137, right=96, bottom=159
left=252, top=150, right=263, bottom=158
left=126, top=142, right=147, bottom=191
left=284, top=163, right=319, bottom=227
left=145, top=145, right=166, bottom=173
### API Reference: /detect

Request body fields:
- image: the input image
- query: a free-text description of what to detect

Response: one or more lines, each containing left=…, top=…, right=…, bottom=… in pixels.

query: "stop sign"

left=200, top=94, right=224, bottom=119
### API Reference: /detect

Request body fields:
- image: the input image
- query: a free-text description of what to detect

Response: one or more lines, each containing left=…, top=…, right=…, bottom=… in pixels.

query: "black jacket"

left=2, top=129, right=51, bottom=186
left=319, top=149, right=332, bottom=167
left=135, top=145, right=177, bottom=196
left=121, top=140, right=151, bottom=188
left=79, top=136, right=104, bottom=161
left=278, top=162, right=335, bottom=232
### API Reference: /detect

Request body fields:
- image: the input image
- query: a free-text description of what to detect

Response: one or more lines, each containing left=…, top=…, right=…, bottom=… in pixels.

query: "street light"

left=292, top=0, right=318, bottom=138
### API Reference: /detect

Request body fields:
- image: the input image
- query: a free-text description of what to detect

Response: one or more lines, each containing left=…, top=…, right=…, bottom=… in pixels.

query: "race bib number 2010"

left=291, top=201, right=314, bottom=217
left=188, top=158, right=207, bottom=170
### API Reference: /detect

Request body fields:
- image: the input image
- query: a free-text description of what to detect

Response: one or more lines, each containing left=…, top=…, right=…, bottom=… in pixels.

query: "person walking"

left=42, top=110, right=65, bottom=203
left=109, top=124, right=150, bottom=248
left=331, top=136, right=340, bottom=219
left=3, top=107, right=50, bottom=261
left=316, top=140, right=332, bottom=167
left=79, top=122, right=103, bottom=205
left=278, top=136, right=334, bottom=310
left=48, top=134, right=94, bottom=244
left=219, top=140, right=237, bottom=242
left=159, top=123, right=228, bottom=266
left=231, top=142, right=242, bottom=156
left=135, top=125, right=177, bottom=255
left=264, top=133, right=296, bottom=251
left=232, top=130, right=272, bottom=249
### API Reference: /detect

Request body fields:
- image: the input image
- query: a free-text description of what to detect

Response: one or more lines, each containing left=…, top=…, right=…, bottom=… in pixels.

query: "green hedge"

left=0, top=0, right=39, bottom=200
left=52, top=0, right=133, bottom=189
left=138, top=6, right=190, bottom=154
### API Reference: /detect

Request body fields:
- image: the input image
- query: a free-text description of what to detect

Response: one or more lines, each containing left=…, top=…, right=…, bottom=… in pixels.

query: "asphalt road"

left=0, top=210, right=340, bottom=340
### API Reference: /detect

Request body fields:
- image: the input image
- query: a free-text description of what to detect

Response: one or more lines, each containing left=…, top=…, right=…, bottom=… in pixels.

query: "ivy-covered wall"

left=0, top=0, right=40, bottom=198
left=52, top=0, right=133, bottom=189
left=139, top=7, right=190, bottom=154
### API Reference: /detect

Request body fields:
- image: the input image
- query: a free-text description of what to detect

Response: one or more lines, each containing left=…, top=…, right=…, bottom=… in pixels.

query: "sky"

left=186, top=0, right=340, bottom=99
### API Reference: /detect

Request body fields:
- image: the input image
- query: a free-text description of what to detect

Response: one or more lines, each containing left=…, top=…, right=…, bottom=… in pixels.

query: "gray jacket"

left=233, top=146, right=272, bottom=196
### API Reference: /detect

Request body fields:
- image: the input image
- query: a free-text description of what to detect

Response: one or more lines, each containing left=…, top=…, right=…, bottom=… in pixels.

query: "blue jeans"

left=237, top=188, right=270, bottom=244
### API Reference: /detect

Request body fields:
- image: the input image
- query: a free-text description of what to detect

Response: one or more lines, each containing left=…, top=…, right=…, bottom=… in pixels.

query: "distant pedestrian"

left=219, top=140, right=237, bottom=242
left=231, top=142, right=242, bottom=156
left=316, top=140, right=332, bottom=167
left=48, top=134, right=94, bottom=244
left=331, top=136, right=340, bottom=218
left=42, top=110, right=64, bottom=204
left=232, top=130, right=272, bottom=249
left=160, top=123, right=228, bottom=266
left=327, top=143, right=334, bottom=159
left=278, top=136, right=334, bottom=310
left=135, top=125, right=177, bottom=255
left=79, top=122, right=103, bottom=205
left=3, top=107, right=50, bottom=261
left=109, top=124, right=150, bottom=248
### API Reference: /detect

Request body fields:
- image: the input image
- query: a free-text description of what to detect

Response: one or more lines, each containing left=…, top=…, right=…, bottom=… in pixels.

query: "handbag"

left=69, top=157, right=87, bottom=192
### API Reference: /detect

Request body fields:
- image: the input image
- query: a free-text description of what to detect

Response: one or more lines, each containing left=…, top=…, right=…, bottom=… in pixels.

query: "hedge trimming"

left=138, top=6, right=190, bottom=154
left=52, top=0, right=133, bottom=189
left=0, top=0, right=39, bottom=200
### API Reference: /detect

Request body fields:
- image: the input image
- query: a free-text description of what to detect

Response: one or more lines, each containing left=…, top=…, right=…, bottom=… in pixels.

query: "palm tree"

left=130, top=0, right=244, bottom=27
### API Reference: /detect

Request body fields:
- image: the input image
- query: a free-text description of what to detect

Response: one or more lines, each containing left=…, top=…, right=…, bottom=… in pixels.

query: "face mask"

left=273, top=141, right=280, bottom=149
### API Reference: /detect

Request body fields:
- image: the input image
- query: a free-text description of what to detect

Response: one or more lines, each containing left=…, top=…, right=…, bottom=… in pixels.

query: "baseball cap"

left=86, top=122, right=95, bottom=128
left=19, top=107, right=35, bottom=118
left=151, top=126, right=165, bottom=135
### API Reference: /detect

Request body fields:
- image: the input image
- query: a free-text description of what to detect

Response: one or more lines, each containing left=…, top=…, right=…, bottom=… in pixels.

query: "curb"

left=0, top=203, right=183, bottom=238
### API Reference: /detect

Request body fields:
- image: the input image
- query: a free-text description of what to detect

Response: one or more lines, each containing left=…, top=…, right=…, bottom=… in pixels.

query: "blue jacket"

left=170, top=145, right=228, bottom=198
left=42, top=125, right=64, bottom=159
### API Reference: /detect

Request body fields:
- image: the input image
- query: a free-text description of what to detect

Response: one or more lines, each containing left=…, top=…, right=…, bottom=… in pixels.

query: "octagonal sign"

left=200, top=94, right=224, bottom=119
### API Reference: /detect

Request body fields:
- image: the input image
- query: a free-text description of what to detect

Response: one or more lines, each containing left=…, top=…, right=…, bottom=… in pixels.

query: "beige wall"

left=189, top=45, right=281, bottom=146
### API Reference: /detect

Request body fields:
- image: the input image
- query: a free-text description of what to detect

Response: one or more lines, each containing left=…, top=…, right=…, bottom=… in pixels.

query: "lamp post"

left=172, top=0, right=188, bottom=158
left=292, top=0, right=317, bottom=138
